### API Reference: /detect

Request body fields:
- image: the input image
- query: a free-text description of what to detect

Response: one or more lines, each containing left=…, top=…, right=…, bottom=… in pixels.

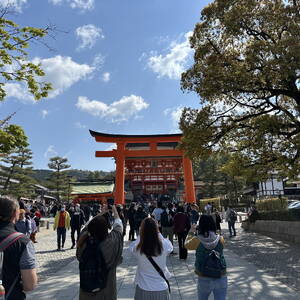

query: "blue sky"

left=1, top=0, right=210, bottom=171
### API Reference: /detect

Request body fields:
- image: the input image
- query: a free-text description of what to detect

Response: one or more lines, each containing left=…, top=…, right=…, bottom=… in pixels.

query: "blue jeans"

left=197, top=276, right=227, bottom=300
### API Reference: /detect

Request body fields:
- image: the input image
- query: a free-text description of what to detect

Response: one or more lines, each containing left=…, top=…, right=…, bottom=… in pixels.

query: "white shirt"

left=152, top=208, right=164, bottom=222
left=129, top=233, right=173, bottom=291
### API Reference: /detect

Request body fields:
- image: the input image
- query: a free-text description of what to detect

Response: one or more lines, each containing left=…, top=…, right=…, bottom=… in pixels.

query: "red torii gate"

left=89, top=130, right=196, bottom=204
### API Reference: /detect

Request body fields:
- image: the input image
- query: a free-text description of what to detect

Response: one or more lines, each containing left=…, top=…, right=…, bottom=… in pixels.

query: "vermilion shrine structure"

left=89, top=130, right=196, bottom=204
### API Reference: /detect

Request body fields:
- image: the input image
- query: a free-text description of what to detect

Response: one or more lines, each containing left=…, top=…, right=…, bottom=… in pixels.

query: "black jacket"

left=0, top=222, right=30, bottom=300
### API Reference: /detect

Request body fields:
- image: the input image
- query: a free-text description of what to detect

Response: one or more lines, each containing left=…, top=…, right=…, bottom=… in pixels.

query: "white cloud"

left=76, top=24, right=104, bottom=50
left=49, top=0, right=94, bottom=12
left=33, top=55, right=94, bottom=98
left=102, top=72, right=110, bottom=82
left=70, top=0, right=94, bottom=11
left=92, top=53, right=105, bottom=70
left=41, top=109, right=49, bottom=119
left=164, top=106, right=184, bottom=132
left=44, top=145, right=58, bottom=158
left=147, top=31, right=193, bottom=80
left=4, top=55, right=94, bottom=101
left=75, top=121, right=87, bottom=129
left=76, top=94, right=149, bottom=123
left=0, top=0, right=27, bottom=12
left=3, top=83, right=34, bottom=102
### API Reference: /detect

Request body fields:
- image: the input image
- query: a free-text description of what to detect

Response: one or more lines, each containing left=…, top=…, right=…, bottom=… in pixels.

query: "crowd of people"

left=0, top=196, right=240, bottom=300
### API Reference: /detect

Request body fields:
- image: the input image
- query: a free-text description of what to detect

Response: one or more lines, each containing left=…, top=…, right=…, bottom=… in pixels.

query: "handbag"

left=146, top=256, right=171, bottom=293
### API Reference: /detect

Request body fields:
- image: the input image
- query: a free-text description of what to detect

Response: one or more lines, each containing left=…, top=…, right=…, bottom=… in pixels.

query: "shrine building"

left=89, top=130, right=196, bottom=204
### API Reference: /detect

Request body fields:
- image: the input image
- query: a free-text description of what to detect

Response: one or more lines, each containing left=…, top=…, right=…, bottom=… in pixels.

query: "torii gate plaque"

left=89, top=130, right=196, bottom=204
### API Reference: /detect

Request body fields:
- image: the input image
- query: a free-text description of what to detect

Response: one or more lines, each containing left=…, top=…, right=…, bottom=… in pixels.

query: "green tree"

left=0, top=9, right=52, bottom=101
left=0, top=8, right=53, bottom=154
left=0, top=113, right=27, bottom=154
left=48, top=156, right=71, bottom=202
left=193, top=153, right=246, bottom=200
left=0, top=145, right=36, bottom=198
left=180, top=0, right=300, bottom=178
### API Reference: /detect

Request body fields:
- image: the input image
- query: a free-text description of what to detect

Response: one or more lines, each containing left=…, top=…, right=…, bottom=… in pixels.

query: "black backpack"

left=79, top=237, right=108, bottom=293
left=196, top=242, right=226, bottom=278
left=229, top=210, right=237, bottom=222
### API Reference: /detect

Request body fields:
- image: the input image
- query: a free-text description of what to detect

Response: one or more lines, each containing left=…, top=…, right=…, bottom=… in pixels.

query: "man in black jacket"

left=70, top=203, right=85, bottom=249
left=0, top=197, right=37, bottom=300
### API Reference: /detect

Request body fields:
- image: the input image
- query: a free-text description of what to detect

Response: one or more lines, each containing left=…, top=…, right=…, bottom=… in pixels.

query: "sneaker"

left=71, top=245, right=75, bottom=249
left=57, top=248, right=61, bottom=251
left=170, top=251, right=177, bottom=255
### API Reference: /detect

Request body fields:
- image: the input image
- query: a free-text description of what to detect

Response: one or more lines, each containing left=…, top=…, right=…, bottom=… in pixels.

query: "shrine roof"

left=71, top=181, right=114, bottom=195
left=89, top=130, right=182, bottom=142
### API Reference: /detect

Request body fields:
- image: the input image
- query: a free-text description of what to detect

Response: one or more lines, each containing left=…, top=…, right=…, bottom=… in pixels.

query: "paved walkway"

left=26, top=222, right=299, bottom=300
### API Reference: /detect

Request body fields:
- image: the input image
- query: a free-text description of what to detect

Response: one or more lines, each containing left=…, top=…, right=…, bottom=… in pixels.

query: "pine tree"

left=47, top=156, right=71, bottom=203
left=0, top=146, right=36, bottom=198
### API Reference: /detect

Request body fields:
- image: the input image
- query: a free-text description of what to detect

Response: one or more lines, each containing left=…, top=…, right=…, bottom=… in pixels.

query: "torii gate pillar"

left=183, top=156, right=196, bottom=203
left=115, top=142, right=125, bottom=204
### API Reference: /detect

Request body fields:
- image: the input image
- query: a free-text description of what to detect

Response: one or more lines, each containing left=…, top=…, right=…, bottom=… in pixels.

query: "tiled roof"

left=71, top=182, right=114, bottom=195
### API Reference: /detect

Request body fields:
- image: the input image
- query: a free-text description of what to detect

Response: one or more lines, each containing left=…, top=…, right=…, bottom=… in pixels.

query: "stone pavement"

left=33, top=218, right=77, bottom=281
left=225, top=224, right=300, bottom=293
left=26, top=222, right=299, bottom=300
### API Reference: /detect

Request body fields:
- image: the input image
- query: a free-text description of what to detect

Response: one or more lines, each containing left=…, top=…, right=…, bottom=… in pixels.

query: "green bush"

left=256, top=197, right=288, bottom=211
left=258, top=209, right=300, bottom=222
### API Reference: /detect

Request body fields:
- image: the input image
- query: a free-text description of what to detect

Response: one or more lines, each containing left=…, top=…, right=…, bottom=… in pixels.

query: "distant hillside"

left=31, top=169, right=115, bottom=185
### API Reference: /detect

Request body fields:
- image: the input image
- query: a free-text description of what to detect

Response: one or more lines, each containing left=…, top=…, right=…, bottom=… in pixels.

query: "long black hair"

left=137, top=217, right=162, bottom=257
left=198, top=215, right=217, bottom=237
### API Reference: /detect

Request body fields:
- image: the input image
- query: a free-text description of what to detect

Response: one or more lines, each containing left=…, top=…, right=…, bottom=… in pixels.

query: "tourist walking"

left=160, top=203, right=175, bottom=246
left=0, top=197, right=37, bottom=300
left=130, top=217, right=173, bottom=300
left=53, top=205, right=71, bottom=251
left=15, top=209, right=31, bottom=236
left=185, top=215, right=227, bottom=300
left=134, top=206, right=147, bottom=236
left=29, top=212, right=38, bottom=243
left=116, top=205, right=127, bottom=236
left=127, top=203, right=136, bottom=241
left=70, top=204, right=85, bottom=249
left=151, top=201, right=164, bottom=230
left=204, top=202, right=212, bottom=215
left=214, top=210, right=222, bottom=234
left=190, top=204, right=200, bottom=225
left=225, top=206, right=237, bottom=237
left=173, top=206, right=191, bottom=259
left=76, top=204, right=123, bottom=300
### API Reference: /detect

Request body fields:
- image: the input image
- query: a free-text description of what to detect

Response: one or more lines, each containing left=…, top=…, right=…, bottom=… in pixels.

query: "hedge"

left=255, top=197, right=288, bottom=211
left=257, top=209, right=300, bottom=222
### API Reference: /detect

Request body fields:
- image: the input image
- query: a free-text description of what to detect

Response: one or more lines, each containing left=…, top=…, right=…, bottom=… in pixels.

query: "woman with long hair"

left=185, top=215, right=227, bottom=300
left=130, top=217, right=173, bottom=300
left=76, top=204, right=123, bottom=300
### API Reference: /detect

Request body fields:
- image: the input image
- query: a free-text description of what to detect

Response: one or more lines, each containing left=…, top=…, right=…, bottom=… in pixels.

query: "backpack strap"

left=0, top=232, right=25, bottom=299
left=146, top=256, right=171, bottom=293
left=0, top=232, right=24, bottom=252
